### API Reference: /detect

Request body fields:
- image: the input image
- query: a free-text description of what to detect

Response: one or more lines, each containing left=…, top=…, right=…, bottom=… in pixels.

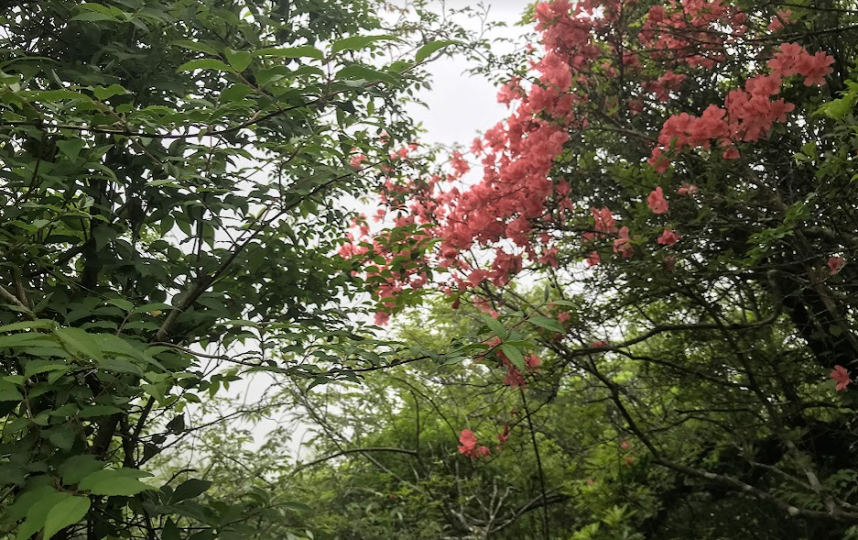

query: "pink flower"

left=525, top=354, right=542, bottom=370
left=722, top=146, right=740, bottom=160
left=796, top=51, right=834, bottom=86
left=768, top=42, right=805, bottom=77
left=648, top=147, right=670, bottom=173
left=768, top=16, right=784, bottom=32
left=458, top=429, right=489, bottom=458
left=591, top=340, right=609, bottom=348
left=647, top=187, right=669, bottom=214
left=828, top=256, right=845, bottom=275
left=657, top=228, right=680, bottom=246
left=746, top=74, right=782, bottom=97
left=458, top=429, right=477, bottom=454
left=830, top=365, right=851, bottom=392
left=350, top=154, right=366, bottom=168
left=503, top=365, right=526, bottom=388
left=586, top=251, right=601, bottom=267
left=678, top=183, right=698, bottom=196
left=613, top=227, right=634, bottom=258
left=768, top=9, right=793, bottom=32
left=591, top=207, right=617, bottom=233
left=620, top=440, right=631, bottom=450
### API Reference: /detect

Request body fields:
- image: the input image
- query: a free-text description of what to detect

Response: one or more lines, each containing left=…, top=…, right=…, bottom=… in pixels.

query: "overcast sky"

left=405, top=0, right=529, bottom=148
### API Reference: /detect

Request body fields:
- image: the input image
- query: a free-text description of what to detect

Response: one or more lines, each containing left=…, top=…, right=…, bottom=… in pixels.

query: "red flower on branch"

left=458, top=429, right=491, bottom=458
left=830, top=365, right=851, bottom=392
left=828, top=256, right=845, bottom=275
left=647, top=187, right=669, bottom=214
left=657, top=228, right=680, bottom=246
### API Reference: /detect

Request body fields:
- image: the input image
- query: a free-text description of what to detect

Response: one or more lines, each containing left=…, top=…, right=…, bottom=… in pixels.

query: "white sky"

left=408, top=0, right=528, bottom=148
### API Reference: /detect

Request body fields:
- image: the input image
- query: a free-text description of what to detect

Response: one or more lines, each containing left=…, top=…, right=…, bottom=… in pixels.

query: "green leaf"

left=415, top=40, right=458, bottom=63
left=56, top=139, right=86, bottom=161
left=79, top=469, right=153, bottom=496
left=23, top=360, right=68, bottom=379
left=55, top=328, right=104, bottom=361
left=177, top=59, right=234, bottom=73
left=224, top=48, right=252, bottom=72
left=331, top=35, right=396, bottom=54
left=0, top=333, right=47, bottom=349
left=92, top=225, right=116, bottom=251
left=43, top=496, right=90, bottom=540
left=4, top=487, right=58, bottom=524
left=17, top=491, right=71, bottom=540
left=28, top=90, right=92, bottom=102
left=97, top=357, right=144, bottom=377
left=106, top=299, right=134, bottom=312
left=92, top=84, right=127, bottom=100
left=220, top=84, right=254, bottom=103
left=170, top=479, right=213, bottom=503
left=70, top=12, right=115, bottom=22
left=78, top=405, right=124, bottom=418
left=172, top=40, right=220, bottom=56
left=59, top=455, right=106, bottom=485
left=336, top=65, right=397, bottom=85
left=501, top=343, right=525, bottom=372
left=528, top=316, right=564, bottom=333
left=0, top=379, right=23, bottom=401
left=255, top=46, right=324, bottom=60
left=163, top=519, right=181, bottom=540
left=142, top=383, right=165, bottom=402
left=481, top=314, right=508, bottom=340
left=47, top=425, right=76, bottom=451
left=0, top=320, right=53, bottom=333
left=77, top=3, right=122, bottom=16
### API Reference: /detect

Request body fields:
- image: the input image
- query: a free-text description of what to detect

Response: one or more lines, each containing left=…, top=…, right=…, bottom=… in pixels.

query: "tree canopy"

left=3, top=0, right=858, bottom=539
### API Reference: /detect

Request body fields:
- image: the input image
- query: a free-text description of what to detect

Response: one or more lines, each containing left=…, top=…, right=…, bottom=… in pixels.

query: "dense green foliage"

left=0, top=1, right=461, bottom=538
left=4, top=0, right=858, bottom=540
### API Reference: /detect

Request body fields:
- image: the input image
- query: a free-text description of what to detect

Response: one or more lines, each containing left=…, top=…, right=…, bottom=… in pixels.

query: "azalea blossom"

left=647, top=187, right=669, bottom=214
left=722, top=146, right=740, bottom=160
left=648, top=147, right=670, bottom=173
left=349, top=154, right=366, bottom=168
left=828, top=256, right=845, bottom=275
left=830, top=365, right=851, bottom=392
left=458, top=429, right=491, bottom=458
left=613, top=226, right=634, bottom=258
left=678, top=183, right=698, bottom=196
left=768, top=9, right=793, bottom=32
left=657, top=228, right=680, bottom=246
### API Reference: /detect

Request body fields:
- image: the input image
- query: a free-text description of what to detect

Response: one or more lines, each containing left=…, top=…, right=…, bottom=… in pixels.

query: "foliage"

left=0, top=0, right=465, bottom=538
left=331, top=0, right=858, bottom=538
left=7, top=0, right=858, bottom=539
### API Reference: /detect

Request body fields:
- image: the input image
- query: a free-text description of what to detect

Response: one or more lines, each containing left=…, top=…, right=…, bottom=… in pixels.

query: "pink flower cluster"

left=649, top=43, right=833, bottom=172
left=457, top=429, right=490, bottom=458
